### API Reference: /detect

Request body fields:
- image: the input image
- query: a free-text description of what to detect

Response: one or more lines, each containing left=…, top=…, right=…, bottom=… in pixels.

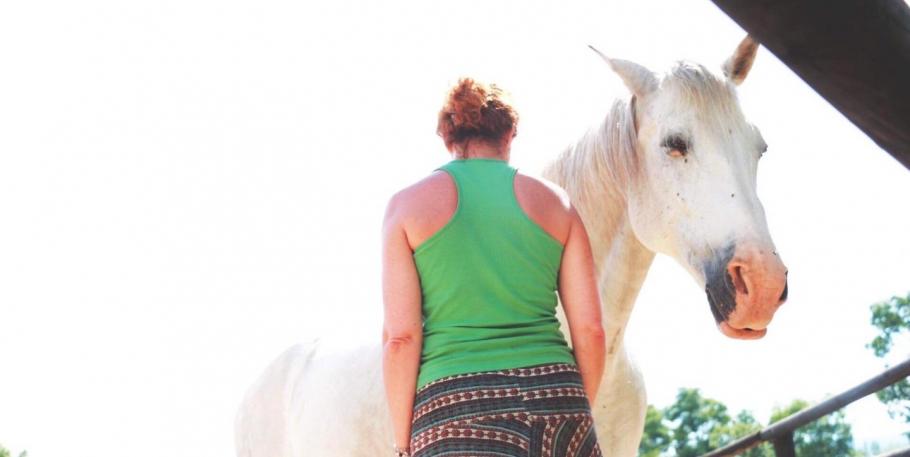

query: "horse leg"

left=591, top=346, right=646, bottom=457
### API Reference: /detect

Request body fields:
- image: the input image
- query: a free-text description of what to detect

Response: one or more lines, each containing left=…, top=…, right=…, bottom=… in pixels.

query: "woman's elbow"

left=577, top=324, right=606, bottom=341
left=383, top=333, right=422, bottom=353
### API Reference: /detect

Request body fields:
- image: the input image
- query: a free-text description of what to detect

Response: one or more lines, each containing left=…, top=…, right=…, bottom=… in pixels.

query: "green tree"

left=660, top=389, right=772, bottom=457
left=769, top=400, right=858, bottom=457
left=867, top=292, right=910, bottom=435
left=663, top=388, right=732, bottom=457
left=868, top=293, right=910, bottom=358
left=0, top=445, right=26, bottom=457
left=709, top=410, right=772, bottom=457
left=638, top=391, right=859, bottom=457
left=639, top=405, right=672, bottom=457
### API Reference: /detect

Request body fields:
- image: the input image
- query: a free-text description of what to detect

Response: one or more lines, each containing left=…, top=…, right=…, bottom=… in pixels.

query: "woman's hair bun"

left=437, top=77, right=519, bottom=151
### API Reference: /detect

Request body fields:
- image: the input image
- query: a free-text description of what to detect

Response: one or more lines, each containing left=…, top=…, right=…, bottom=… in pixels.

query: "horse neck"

left=594, top=218, right=655, bottom=353
left=544, top=112, right=656, bottom=352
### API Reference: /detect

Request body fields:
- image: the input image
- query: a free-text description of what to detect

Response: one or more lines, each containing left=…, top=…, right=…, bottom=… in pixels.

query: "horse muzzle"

left=704, top=241, right=788, bottom=340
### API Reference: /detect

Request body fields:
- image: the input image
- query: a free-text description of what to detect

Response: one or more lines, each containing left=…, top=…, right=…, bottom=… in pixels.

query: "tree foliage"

left=770, top=400, right=858, bottom=457
left=0, top=445, right=26, bottom=457
left=711, top=411, right=771, bottom=457
left=664, top=388, right=730, bottom=456
left=661, top=388, right=769, bottom=457
left=867, top=292, right=910, bottom=434
left=640, top=405, right=672, bottom=457
left=640, top=388, right=772, bottom=457
left=868, top=293, right=910, bottom=358
left=639, top=389, right=857, bottom=457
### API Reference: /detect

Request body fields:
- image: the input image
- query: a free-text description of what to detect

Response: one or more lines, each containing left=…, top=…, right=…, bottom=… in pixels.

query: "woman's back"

left=393, top=158, right=578, bottom=390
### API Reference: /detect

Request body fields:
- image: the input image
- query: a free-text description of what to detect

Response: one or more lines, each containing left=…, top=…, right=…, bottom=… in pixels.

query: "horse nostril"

left=728, top=264, right=749, bottom=296
left=779, top=281, right=789, bottom=304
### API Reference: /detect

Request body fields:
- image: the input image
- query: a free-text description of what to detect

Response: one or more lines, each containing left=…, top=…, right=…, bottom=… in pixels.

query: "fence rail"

left=701, top=357, right=910, bottom=457
left=876, top=446, right=910, bottom=457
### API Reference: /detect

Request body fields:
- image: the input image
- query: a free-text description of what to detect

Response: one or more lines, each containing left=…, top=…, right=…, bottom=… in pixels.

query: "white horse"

left=234, top=35, right=789, bottom=457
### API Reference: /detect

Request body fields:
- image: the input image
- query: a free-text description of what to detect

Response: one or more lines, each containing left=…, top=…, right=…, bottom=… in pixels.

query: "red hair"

left=436, top=78, right=519, bottom=152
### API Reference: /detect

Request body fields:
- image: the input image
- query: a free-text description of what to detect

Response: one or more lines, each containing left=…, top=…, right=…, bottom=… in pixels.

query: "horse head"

left=592, top=36, right=788, bottom=340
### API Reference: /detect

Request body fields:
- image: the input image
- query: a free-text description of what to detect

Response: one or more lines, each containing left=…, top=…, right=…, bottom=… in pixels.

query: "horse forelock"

left=660, top=60, right=744, bottom=125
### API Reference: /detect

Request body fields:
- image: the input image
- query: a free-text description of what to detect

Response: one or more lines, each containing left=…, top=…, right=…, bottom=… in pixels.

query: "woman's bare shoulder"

left=384, top=171, right=454, bottom=223
left=514, top=170, right=573, bottom=213
left=514, top=170, right=576, bottom=244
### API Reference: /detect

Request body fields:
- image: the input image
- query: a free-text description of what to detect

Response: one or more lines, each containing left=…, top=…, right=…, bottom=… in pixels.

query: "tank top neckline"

left=449, top=158, right=508, bottom=164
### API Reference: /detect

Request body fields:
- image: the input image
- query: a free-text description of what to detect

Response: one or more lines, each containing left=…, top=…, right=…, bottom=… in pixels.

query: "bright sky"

left=1, top=1, right=908, bottom=456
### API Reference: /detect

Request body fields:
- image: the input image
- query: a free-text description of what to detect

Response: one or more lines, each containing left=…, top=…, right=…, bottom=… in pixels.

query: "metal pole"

left=772, top=432, right=796, bottom=457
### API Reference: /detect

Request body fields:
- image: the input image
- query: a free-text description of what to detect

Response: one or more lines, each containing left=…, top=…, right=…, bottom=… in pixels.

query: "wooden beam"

left=710, top=0, right=910, bottom=171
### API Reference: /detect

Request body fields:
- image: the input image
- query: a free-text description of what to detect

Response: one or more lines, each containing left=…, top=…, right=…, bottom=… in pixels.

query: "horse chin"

left=705, top=285, right=769, bottom=340
left=705, top=288, right=769, bottom=340
left=718, top=321, right=767, bottom=340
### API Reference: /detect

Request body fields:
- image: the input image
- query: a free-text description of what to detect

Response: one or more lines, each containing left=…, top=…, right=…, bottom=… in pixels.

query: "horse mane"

left=543, top=96, right=640, bottom=205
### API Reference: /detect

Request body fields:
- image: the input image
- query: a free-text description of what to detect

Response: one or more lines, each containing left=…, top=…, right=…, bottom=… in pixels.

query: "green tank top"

left=413, top=158, right=577, bottom=390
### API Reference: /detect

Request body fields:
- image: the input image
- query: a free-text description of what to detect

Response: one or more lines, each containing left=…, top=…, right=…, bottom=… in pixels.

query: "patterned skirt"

left=409, top=362, right=603, bottom=457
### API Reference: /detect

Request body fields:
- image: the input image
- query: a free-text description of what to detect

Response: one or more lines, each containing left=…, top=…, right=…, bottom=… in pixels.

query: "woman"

left=381, top=78, right=606, bottom=457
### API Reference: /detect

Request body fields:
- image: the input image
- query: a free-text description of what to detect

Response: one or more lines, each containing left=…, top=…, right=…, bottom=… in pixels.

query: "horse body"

left=235, top=36, right=788, bottom=457
left=235, top=338, right=394, bottom=456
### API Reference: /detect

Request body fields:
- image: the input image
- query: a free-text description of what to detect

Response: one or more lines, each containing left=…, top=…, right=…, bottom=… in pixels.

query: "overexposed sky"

left=0, top=1, right=908, bottom=456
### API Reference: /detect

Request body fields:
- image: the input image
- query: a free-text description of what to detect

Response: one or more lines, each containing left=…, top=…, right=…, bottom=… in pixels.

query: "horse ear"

left=588, top=45, right=658, bottom=97
left=722, top=35, right=759, bottom=85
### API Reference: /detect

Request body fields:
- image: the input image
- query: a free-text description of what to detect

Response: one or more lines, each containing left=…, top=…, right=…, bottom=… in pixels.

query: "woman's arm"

left=557, top=207, right=606, bottom=407
left=381, top=193, right=424, bottom=451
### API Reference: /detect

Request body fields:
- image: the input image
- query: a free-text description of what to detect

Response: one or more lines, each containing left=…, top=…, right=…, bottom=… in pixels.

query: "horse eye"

left=661, top=135, right=690, bottom=157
